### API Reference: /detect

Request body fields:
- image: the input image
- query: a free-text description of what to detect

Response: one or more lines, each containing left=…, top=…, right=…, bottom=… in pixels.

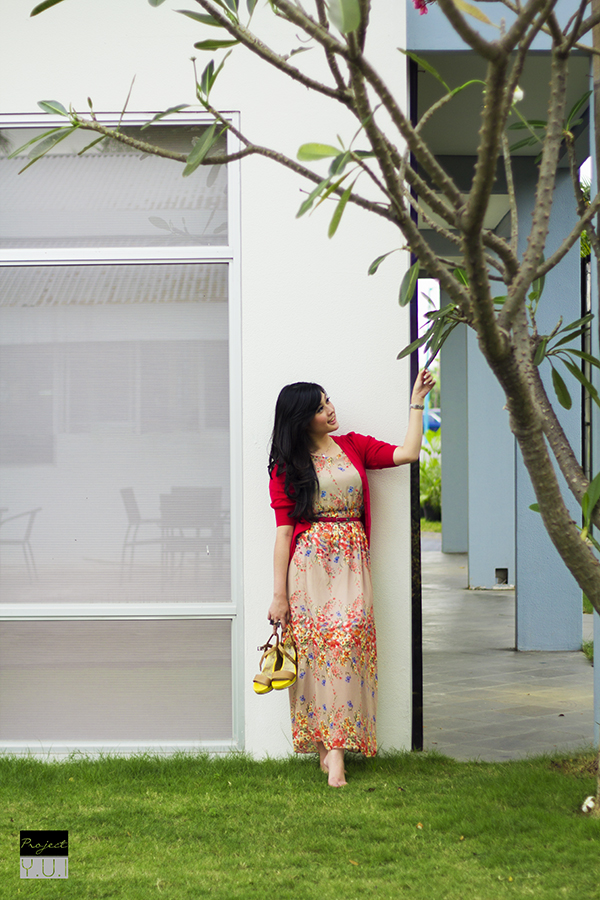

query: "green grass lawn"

left=2, top=751, right=598, bottom=899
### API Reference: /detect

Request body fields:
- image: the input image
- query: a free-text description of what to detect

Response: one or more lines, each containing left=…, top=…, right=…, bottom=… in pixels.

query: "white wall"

left=1, top=0, right=413, bottom=755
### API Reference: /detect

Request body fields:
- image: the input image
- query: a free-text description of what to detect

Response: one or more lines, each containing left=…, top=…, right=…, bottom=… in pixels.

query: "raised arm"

left=392, top=369, right=436, bottom=466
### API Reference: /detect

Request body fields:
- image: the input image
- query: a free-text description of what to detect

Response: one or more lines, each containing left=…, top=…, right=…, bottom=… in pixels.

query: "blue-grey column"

left=515, top=162, right=583, bottom=650
left=440, top=320, right=468, bottom=553
left=466, top=328, right=516, bottom=588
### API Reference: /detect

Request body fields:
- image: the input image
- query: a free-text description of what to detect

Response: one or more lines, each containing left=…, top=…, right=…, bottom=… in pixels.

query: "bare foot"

left=317, top=741, right=329, bottom=773
left=324, top=749, right=347, bottom=787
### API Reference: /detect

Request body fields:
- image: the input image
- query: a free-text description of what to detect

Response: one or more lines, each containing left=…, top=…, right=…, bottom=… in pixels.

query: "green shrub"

left=420, top=429, right=441, bottom=519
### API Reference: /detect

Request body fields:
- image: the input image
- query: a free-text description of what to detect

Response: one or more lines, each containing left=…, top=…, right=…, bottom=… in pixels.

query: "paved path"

left=422, top=535, right=595, bottom=761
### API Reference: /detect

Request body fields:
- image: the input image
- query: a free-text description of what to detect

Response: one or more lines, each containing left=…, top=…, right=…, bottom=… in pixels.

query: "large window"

left=0, top=115, right=241, bottom=753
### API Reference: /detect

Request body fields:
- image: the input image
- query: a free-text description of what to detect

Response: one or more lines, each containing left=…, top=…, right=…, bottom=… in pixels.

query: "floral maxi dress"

left=287, top=448, right=377, bottom=757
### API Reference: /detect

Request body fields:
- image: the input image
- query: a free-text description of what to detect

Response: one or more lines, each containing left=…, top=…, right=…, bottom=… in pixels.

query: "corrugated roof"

left=0, top=263, right=228, bottom=306
left=0, top=154, right=228, bottom=247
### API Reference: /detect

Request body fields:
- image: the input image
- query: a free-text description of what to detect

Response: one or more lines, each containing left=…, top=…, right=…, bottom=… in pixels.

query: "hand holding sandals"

left=253, top=623, right=297, bottom=695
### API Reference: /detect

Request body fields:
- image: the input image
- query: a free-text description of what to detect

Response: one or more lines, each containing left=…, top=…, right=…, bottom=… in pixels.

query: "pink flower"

left=412, top=0, right=430, bottom=13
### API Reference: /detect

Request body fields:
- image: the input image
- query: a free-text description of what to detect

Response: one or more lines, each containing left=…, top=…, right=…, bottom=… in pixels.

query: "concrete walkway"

left=422, top=534, right=595, bottom=761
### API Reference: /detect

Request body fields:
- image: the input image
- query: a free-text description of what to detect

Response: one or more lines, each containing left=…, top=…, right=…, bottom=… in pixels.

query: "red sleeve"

left=344, top=432, right=397, bottom=469
left=269, top=468, right=296, bottom=527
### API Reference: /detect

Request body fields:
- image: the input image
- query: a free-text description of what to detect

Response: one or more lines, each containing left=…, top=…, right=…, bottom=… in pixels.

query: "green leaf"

left=296, top=177, right=331, bottom=218
left=493, top=295, right=507, bottom=305
left=313, top=173, right=350, bottom=211
left=447, top=79, right=486, bottom=99
left=37, top=100, right=69, bottom=117
left=182, top=123, right=219, bottom=176
left=507, top=120, right=547, bottom=131
left=550, top=328, right=587, bottom=350
left=424, top=303, right=457, bottom=321
left=247, top=0, right=259, bottom=13
left=17, top=125, right=79, bottom=174
left=77, top=135, right=107, bottom=155
left=368, top=250, right=397, bottom=276
left=509, top=136, right=540, bottom=152
left=297, top=143, right=340, bottom=162
left=328, top=181, right=355, bottom=238
left=194, top=39, right=239, bottom=50
left=454, top=0, right=493, bottom=25
left=221, top=0, right=239, bottom=13
left=30, top=0, right=67, bottom=15
left=582, top=470, right=600, bottom=529
left=529, top=503, right=540, bottom=513
left=177, top=10, right=223, bottom=26
left=559, top=313, right=593, bottom=333
left=423, top=319, right=458, bottom=369
left=398, top=50, right=450, bottom=94
left=584, top=530, right=600, bottom=553
left=562, top=349, right=600, bottom=371
left=200, top=60, right=215, bottom=96
left=530, top=271, right=545, bottom=303
left=288, top=47, right=312, bottom=59
left=551, top=366, right=572, bottom=410
left=329, top=151, right=351, bottom=176
left=396, top=330, right=432, bottom=361
left=533, top=337, right=548, bottom=366
left=148, top=0, right=169, bottom=6
left=399, top=261, right=419, bottom=308
left=326, top=0, right=361, bottom=34
left=561, top=359, right=600, bottom=410
left=140, top=105, right=190, bottom=130
left=565, top=90, right=592, bottom=132
left=7, top=126, right=69, bottom=159
left=453, top=267, right=469, bottom=287
left=200, top=49, right=233, bottom=97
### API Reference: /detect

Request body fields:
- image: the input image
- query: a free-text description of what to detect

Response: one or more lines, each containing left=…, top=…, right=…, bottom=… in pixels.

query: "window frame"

left=0, top=111, right=244, bottom=754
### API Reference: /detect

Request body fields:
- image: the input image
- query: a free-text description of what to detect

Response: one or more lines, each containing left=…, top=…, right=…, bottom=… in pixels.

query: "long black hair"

left=268, top=381, right=326, bottom=522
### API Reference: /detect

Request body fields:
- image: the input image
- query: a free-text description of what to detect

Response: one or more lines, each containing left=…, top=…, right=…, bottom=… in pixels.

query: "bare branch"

left=314, top=0, right=348, bottom=94
left=498, top=44, right=569, bottom=330
left=563, top=0, right=589, bottom=52
left=533, top=193, right=600, bottom=279
left=196, top=0, right=351, bottom=104
left=501, top=132, right=519, bottom=255
left=530, top=363, right=600, bottom=530
left=345, top=47, right=471, bottom=316
left=435, top=0, right=503, bottom=60
left=499, top=0, right=560, bottom=52
left=565, top=132, right=600, bottom=260
left=574, top=8, right=600, bottom=43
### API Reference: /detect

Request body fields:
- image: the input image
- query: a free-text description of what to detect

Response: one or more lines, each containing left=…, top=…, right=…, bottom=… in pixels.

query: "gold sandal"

left=271, top=628, right=297, bottom=690
left=253, top=627, right=284, bottom=695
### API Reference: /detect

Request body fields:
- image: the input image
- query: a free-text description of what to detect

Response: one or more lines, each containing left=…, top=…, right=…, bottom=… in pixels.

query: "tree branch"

left=498, top=44, right=569, bottom=331
left=533, top=192, right=600, bottom=279
left=195, top=0, right=352, bottom=104
left=502, top=132, right=519, bottom=256
left=314, top=0, right=348, bottom=94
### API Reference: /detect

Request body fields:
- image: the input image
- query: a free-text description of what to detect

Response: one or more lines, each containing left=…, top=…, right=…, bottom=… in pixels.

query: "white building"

left=0, top=0, right=415, bottom=757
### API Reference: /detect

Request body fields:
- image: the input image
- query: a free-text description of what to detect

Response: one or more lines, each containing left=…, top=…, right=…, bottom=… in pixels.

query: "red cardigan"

left=269, top=432, right=398, bottom=562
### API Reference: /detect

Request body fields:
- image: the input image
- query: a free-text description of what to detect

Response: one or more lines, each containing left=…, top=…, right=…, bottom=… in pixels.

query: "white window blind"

left=0, top=620, right=232, bottom=742
left=0, top=264, right=230, bottom=605
left=0, top=125, right=227, bottom=248
left=0, top=114, right=239, bottom=753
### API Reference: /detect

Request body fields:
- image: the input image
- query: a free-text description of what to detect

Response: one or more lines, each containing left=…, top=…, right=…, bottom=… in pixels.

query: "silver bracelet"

left=410, top=403, right=425, bottom=410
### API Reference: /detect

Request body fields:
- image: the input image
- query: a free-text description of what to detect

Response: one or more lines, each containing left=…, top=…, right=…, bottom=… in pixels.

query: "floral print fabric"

left=287, top=449, right=377, bottom=756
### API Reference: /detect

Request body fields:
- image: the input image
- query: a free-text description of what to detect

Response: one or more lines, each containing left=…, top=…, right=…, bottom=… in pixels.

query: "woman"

left=267, top=371, right=435, bottom=787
